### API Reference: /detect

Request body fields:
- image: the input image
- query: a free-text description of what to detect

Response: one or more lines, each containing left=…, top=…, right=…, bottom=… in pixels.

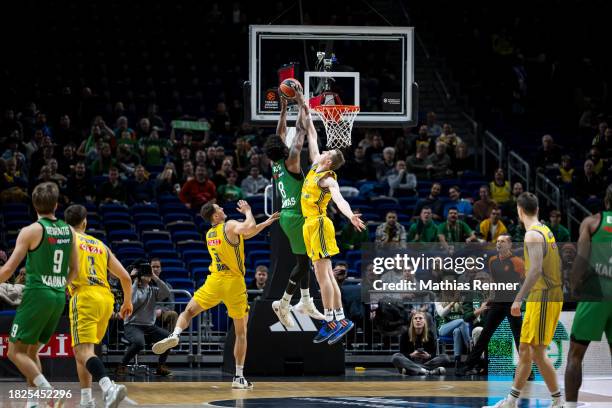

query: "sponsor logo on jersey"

left=45, top=225, right=71, bottom=236
left=79, top=243, right=103, bottom=254
left=208, top=239, right=222, bottom=246
left=42, top=275, right=66, bottom=288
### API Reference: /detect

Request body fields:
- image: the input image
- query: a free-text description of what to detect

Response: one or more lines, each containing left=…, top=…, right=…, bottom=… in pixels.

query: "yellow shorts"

left=194, top=273, right=249, bottom=320
left=303, top=216, right=339, bottom=261
left=69, top=289, right=114, bottom=347
left=520, top=300, right=563, bottom=346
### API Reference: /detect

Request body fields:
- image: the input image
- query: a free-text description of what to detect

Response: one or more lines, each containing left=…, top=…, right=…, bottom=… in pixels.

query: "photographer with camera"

left=117, top=261, right=173, bottom=376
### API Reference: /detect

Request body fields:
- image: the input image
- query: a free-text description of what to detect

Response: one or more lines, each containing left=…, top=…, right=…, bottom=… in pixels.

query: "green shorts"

left=10, top=288, right=66, bottom=345
left=571, top=301, right=612, bottom=343
left=279, top=211, right=306, bottom=255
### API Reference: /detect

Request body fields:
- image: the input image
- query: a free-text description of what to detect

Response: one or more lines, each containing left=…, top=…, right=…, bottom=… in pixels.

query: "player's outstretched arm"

left=286, top=91, right=308, bottom=172
left=243, top=212, right=280, bottom=240
left=107, top=249, right=134, bottom=319
left=570, top=214, right=596, bottom=295
left=0, top=223, right=41, bottom=283
left=226, top=200, right=258, bottom=240
left=276, top=97, right=288, bottom=143
left=322, top=177, right=366, bottom=232
left=511, top=230, right=544, bottom=315
left=304, top=101, right=321, bottom=165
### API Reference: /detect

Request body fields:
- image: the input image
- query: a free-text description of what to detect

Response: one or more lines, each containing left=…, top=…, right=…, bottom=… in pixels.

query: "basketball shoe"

left=152, top=333, right=179, bottom=355
left=103, top=382, right=127, bottom=408
left=482, top=398, right=517, bottom=408
left=327, top=319, right=354, bottom=345
left=313, top=321, right=339, bottom=343
left=232, top=376, right=254, bottom=389
left=293, top=297, right=325, bottom=320
left=272, top=300, right=296, bottom=328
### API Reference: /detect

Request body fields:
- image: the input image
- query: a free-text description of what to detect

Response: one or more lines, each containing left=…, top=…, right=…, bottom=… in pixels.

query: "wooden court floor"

left=2, top=378, right=612, bottom=407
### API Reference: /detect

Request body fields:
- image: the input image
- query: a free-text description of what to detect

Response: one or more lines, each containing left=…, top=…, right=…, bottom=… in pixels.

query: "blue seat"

left=172, top=230, right=201, bottom=242
left=4, top=218, right=31, bottom=230
left=86, top=218, right=101, bottom=229
left=164, top=212, right=193, bottom=223
left=345, top=250, right=361, bottom=267
left=108, top=229, right=139, bottom=242
left=254, top=259, right=270, bottom=269
left=177, top=240, right=206, bottom=253
left=157, top=194, right=182, bottom=205
left=141, top=230, right=172, bottom=242
left=103, top=220, right=133, bottom=232
left=151, top=249, right=179, bottom=260
left=1, top=203, right=29, bottom=214
left=116, top=247, right=146, bottom=259
left=189, top=260, right=211, bottom=274
left=112, top=240, right=144, bottom=251
left=163, top=267, right=190, bottom=279
left=246, top=250, right=270, bottom=269
left=160, top=258, right=184, bottom=268
left=160, top=203, right=190, bottom=215
left=166, top=221, right=197, bottom=234
left=399, top=197, right=419, bottom=207
left=192, top=267, right=209, bottom=283
left=144, top=240, right=174, bottom=252
left=210, top=304, right=229, bottom=332
left=133, top=213, right=162, bottom=224
left=136, top=220, right=165, bottom=231
left=244, top=240, right=269, bottom=252
left=182, top=250, right=208, bottom=265
left=166, top=278, right=195, bottom=293
left=350, top=261, right=362, bottom=277
left=103, top=212, right=131, bottom=222
left=87, top=229, right=107, bottom=243
left=131, top=202, right=159, bottom=214
left=99, top=203, right=129, bottom=215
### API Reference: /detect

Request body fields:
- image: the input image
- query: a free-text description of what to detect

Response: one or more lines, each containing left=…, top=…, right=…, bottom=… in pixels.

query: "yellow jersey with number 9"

left=206, top=223, right=245, bottom=276
left=301, top=164, right=337, bottom=218
left=69, top=232, right=110, bottom=295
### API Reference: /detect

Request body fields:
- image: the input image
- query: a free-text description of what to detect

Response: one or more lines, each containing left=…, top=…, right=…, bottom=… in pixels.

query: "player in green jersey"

left=264, top=90, right=324, bottom=327
left=0, top=182, right=79, bottom=404
left=564, top=184, right=612, bottom=408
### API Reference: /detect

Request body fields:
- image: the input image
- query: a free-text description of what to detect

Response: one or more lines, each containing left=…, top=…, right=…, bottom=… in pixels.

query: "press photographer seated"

left=116, top=261, right=173, bottom=376
left=391, top=312, right=450, bottom=375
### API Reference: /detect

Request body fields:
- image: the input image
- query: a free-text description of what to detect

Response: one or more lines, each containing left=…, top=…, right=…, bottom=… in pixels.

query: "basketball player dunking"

left=485, top=192, right=564, bottom=408
left=564, top=184, right=612, bottom=408
left=300, top=102, right=366, bottom=345
left=153, top=200, right=279, bottom=389
left=264, top=91, right=325, bottom=328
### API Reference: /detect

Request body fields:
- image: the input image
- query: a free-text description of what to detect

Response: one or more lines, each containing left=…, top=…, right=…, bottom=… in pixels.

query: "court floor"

left=1, top=370, right=611, bottom=407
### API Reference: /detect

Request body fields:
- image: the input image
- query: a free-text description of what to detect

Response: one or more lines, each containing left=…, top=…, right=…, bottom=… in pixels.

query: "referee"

left=457, top=234, right=524, bottom=375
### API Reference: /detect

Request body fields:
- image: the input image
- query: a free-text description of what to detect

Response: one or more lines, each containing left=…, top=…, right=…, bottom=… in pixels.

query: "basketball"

left=278, top=78, right=303, bottom=100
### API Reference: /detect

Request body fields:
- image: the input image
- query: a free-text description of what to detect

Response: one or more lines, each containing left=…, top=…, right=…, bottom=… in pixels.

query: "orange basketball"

left=278, top=78, right=302, bottom=100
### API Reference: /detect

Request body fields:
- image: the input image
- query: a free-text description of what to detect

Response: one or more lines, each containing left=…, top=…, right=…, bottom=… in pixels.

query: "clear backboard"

left=246, top=25, right=417, bottom=128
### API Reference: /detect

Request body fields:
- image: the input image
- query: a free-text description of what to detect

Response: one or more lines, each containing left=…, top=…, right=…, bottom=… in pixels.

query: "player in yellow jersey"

left=153, top=200, right=279, bottom=389
left=484, top=192, right=564, bottom=408
left=64, top=204, right=134, bottom=408
left=300, top=103, right=366, bottom=345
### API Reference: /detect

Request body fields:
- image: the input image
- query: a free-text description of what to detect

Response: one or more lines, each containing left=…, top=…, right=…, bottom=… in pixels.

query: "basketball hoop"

left=312, top=105, right=360, bottom=149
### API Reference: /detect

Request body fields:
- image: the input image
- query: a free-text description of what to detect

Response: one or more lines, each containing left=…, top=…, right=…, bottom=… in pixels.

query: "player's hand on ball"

left=510, top=301, right=521, bottom=316
left=120, top=301, right=133, bottom=320
left=351, top=214, right=366, bottom=231
left=236, top=200, right=251, bottom=214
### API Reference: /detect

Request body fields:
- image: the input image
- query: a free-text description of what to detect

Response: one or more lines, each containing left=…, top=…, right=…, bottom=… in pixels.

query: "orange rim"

left=313, top=105, right=360, bottom=122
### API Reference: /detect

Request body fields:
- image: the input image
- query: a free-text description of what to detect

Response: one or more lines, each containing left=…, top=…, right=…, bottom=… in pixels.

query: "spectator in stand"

left=394, top=134, right=410, bottom=160
left=556, top=155, right=575, bottom=187
left=428, top=142, right=453, bottom=178
left=391, top=311, right=449, bottom=376
left=574, top=159, right=605, bottom=202
left=473, top=185, right=498, bottom=222
left=136, top=117, right=152, bottom=139
left=365, top=133, right=385, bottom=164
left=116, top=130, right=138, bottom=152
left=213, top=158, right=233, bottom=187
left=546, top=209, right=570, bottom=242
left=1, top=136, right=27, bottom=176
left=591, top=121, right=608, bottom=147
left=247, top=265, right=268, bottom=291
left=155, top=163, right=179, bottom=196
left=437, top=123, right=463, bottom=157
left=249, top=152, right=269, bottom=178
left=426, top=111, right=443, bottom=138
left=435, top=298, right=470, bottom=368
left=438, top=207, right=477, bottom=245
left=114, top=116, right=135, bottom=139
left=413, top=182, right=444, bottom=221
left=443, top=186, right=473, bottom=218
left=180, top=161, right=194, bottom=184
left=587, top=146, right=606, bottom=175
left=54, top=114, right=80, bottom=146
left=179, top=165, right=216, bottom=210
left=128, top=165, right=155, bottom=204
left=387, top=160, right=417, bottom=197
left=97, top=166, right=127, bottom=203
left=412, top=125, right=434, bottom=155
left=406, top=144, right=432, bottom=180
left=501, top=181, right=524, bottom=223
left=206, top=146, right=224, bottom=172
left=593, top=127, right=612, bottom=158
left=376, top=211, right=407, bottom=246
left=489, top=168, right=512, bottom=205
left=344, top=146, right=372, bottom=182
left=36, top=165, right=58, bottom=188
left=91, top=143, right=116, bottom=176
left=233, top=137, right=250, bottom=177
left=339, top=209, right=370, bottom=251
left=241, top=166, right=269, bottom=197
left=46, top=158, right=67, bottom=188
left=116, top=144, right=141, bottom=176
left=535, top=134, right=562, bottom=172
left=217, top=171, right=244, bottom=203
left=452, top=142, right=473, bottom=176
left=139, top=129, right=170, bottom=167
left=407, top=207, right=438, bottom=243
left=177, top=147, right=195, bottom=173
left=0, top=157, right=28, bottom=204
left=23, top=129, right=44, bottom=162
left=478, top=208, right=507, bottom=243
left=29, top=139, right=54, bottom=178
left=376, top=147, right=396, bottom=182
left=0, top=267, right=26, bottom=309
left=58, top=143, right=77, bottom=176
left=66, top=161, right=93, bottom=204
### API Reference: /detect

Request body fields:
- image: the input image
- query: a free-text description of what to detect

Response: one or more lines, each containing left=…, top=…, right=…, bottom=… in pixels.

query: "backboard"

left=247, top=25, right=417, bottom=128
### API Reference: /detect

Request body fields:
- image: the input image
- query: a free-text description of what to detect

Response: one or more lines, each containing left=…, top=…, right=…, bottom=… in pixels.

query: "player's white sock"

left=324, top=309, right=334, bottom=322
left=235, top=365, right=244, bottom=377
left=99, top=376, right=113, bottom=393
left=81, top=388, right=93, bottom=404
left=551, top=390, right=562, bottom=403
left=334, top=307, right=345, bottom=321
left=281, top=291, right=292, bottom=306
left=300, top=289, right=310, bottom=299
left=172, top=327, right=183, bottom=337
left=565, top=402, right=577, bottom=408
left=508, top=387, right=521, bottom=402
left=33, top=373, right=51, bottom=388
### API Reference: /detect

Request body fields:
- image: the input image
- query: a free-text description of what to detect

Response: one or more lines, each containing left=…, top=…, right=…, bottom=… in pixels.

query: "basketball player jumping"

left=485, top=192, right=564, bottom=408
left=152, top=200, right=279, bottom=389
left=265, top=91, right=325, bottom=328
left=300, top=101, right=366, bottom=345
left=0, top=182, right=78, bottom=407
left=64, top=204, right=134, bottom=408
left=564, top=184, right=612, bottom=408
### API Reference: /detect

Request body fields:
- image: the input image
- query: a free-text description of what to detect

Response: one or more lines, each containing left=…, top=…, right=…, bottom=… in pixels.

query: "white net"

left=312, top=105, right=360, bottom=149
